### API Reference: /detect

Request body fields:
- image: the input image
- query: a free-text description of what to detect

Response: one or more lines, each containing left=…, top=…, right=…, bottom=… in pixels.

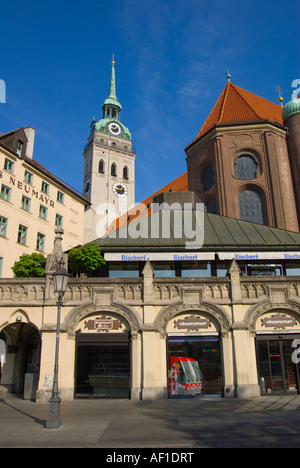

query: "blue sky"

left=0, top=0, right=298, bottom=203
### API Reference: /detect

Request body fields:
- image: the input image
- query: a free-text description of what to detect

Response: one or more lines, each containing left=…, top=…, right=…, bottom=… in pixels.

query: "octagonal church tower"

left=83, top=56, right=136, bottom=242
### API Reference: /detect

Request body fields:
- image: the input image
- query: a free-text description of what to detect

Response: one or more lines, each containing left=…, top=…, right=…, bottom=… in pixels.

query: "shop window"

left=285, top=262, right=300, bottom=276
left=246, top=264, right=282, bottom=276
left=153, top=262, right=176, bottom=278
left=239, top=189, right=264, bottom=224
left=109, top=263, right=140, bottom=278
left=181, top=262, right=211, bottom=277
left=234, top=155, right=258, bottom=180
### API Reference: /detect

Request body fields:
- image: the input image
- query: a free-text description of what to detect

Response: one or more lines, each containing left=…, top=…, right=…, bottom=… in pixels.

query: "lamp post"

left=46, top=258, right=69, bottom=429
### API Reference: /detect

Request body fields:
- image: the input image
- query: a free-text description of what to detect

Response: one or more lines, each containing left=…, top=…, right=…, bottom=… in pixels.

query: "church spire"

left=102, top=54, right=122, bottom=120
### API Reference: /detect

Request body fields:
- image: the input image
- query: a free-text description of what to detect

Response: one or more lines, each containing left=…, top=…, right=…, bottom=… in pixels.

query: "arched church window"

left=239, top=189, right=264, bottom=224
left=234, top=155, right=258, bottom=180
left=99, top=160, right=105, bottom=173
left=206, top=199, right=218, bottom=214
left=111, top=163, right=117, bottom=177
left=200, top=165, right=214, bottom=193
left=123, top=166, right=129, bottom=179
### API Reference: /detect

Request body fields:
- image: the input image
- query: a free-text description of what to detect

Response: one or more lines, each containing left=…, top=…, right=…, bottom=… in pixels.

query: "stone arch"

left=64, top=302, right=142, bottom=339
left=245, top=299, right=300, bottom=332
left=0, top=318, right=41, bottom=396
left=155, top=301, right=231, bottom=336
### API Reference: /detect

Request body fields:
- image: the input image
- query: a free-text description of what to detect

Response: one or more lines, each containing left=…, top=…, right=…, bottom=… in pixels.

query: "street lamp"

left=46, top=258, right=70, bottom=429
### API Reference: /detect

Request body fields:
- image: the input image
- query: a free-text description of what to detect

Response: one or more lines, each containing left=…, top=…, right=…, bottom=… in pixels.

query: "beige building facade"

left=0, top=127, right=89, bottom=278
left=1, top=206, right=300, bottom=402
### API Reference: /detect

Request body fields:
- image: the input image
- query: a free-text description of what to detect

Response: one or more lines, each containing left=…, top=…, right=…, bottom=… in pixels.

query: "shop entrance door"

left=75, top=334, right=130, bottom=399
left=256, top=335, right=300, bottom=395
left=167, top=336, right=222, bottom=397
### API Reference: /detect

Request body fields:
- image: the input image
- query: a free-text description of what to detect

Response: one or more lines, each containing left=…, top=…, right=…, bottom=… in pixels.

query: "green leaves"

left=68, top=243, right=106, bottom=274
left=11, top=253, right=46, bottom=278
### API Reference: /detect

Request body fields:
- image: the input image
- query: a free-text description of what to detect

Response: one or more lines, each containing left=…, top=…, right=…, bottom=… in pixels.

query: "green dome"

left=94, top=118, right=131, bottom=141
left=282, top=96, right=300, bottom=121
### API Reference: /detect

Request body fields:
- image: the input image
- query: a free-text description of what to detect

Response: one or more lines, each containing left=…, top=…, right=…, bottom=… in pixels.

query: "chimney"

left=23, top=126, right=35, bottom=159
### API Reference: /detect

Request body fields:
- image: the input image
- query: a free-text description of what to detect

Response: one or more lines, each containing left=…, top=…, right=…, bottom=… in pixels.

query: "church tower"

left=83, top=56, right=136, bottom=242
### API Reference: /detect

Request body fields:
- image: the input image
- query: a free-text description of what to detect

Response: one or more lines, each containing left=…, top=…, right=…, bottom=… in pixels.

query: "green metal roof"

left=95, top=211, right=300, bottom=253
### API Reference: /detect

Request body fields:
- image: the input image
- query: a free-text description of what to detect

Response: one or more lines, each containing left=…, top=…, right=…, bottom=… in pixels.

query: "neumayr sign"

left=1, top=173, right=56, bottom=208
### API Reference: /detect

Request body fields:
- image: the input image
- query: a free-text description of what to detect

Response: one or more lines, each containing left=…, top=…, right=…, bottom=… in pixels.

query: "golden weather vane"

left=276, top=86, right=284, bottom=108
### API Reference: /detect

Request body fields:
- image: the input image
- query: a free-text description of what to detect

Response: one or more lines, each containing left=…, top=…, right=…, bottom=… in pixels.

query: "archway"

left=0, top=322, right=41, bottom=399
left=246, top=301, right=300, bottom=395
left=73, top=311, right=135, bottom=399
left=157, top=305, right=230, bottom=398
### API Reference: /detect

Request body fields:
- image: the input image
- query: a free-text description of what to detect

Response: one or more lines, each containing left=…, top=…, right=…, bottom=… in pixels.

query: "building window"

left=239, top=189, right=264, bottom=224
left=17, top=224, right=28, bottom=245
left=200, top=165, right=214, bottom=193
left=41, top=181, right=49, bottom=195
left=36, top=232, right=45, bottom=252
left=123, top=166, right=129, bottom=179
left=57, top=190, right=64, bottom=204
left=0, top=257, right=3, bottom=278
left=21, top=195, right=31, bottom=212
left=39, top=205, right=48, bottom=220
left=234, top=155, right=258, bottom=180
left=99, top=160, right=105, bottom=173
left=17, top=141, right=23, bottom=157
left=24, top=170, right=33, bottom=185
left=0, top=216, right=8, bottom=237
left=4, top=158, right=14, bottom=174
left=0, top=184, right=11, bottom=202
left=111, top=163, right=117, bottom=177
left=55, top=214, right=63, bottom=227
left=206, top=199, right=218, bottom=214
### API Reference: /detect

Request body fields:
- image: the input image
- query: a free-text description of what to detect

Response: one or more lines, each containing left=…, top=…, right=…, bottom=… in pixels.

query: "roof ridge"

left=219, top=81, right=232, bottom=122
left=229, top=83, right=261, bottom=119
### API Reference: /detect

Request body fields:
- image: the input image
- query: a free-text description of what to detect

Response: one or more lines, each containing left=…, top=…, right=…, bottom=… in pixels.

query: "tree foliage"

left=68, top=243, right=105, bottom=274
left=11, top=253, right=47, bottom=278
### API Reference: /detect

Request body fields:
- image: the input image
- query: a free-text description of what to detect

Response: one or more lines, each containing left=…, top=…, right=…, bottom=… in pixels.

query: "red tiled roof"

left=107, top=172, right=188, bottom=234
left=187, top=82, right=284, bottom=146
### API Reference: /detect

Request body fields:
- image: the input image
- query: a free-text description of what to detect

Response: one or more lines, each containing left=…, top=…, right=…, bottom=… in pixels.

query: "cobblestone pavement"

left=1, top=394, right=300, bottom=448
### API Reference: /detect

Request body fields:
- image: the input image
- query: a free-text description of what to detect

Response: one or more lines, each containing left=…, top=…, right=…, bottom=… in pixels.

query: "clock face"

left=108, top=122, right=121, bottom=135
left=84, top=180, right=91, bottom=195
left=113, top=182, right=128, bottom=198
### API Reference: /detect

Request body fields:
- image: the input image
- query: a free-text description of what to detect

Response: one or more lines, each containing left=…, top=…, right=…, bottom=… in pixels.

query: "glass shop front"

left=75, top=314, right=131, bottom=399
left=167, top=313, right=223, bottom=398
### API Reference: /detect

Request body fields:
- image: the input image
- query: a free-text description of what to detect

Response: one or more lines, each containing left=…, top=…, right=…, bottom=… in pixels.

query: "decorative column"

left=229, top=260, right=260, bottom=397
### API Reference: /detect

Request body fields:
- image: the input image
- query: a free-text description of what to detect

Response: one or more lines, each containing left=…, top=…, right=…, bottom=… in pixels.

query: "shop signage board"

left=261, top=313, right=298, bottom=329
left=104, top=252, right=215, bottom=262
left=218, top=252, right=300, bottom=261
left=84, top=316, right=122, bottom=332
left=174, top=314, right=211, bottom=331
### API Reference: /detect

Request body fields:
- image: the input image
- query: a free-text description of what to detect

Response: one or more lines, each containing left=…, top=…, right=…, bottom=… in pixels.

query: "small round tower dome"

left=282, top=93, right=300, bottom=122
